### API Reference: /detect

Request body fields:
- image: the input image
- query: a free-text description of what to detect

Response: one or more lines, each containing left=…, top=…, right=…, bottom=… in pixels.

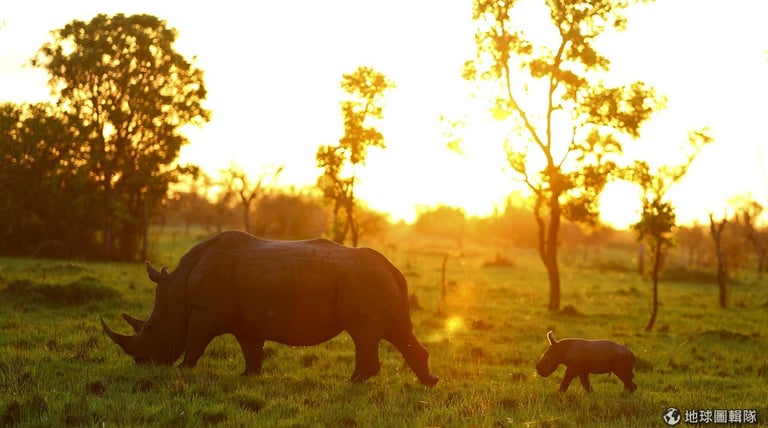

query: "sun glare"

left=599, top=181, right=643, bottom=230
left=445, top=316, right=465, bottom=334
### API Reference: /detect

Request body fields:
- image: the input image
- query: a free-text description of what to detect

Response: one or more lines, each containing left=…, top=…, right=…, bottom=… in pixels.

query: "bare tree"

left=709, top=213, right=728, bottom=308
left=735, top=199, right=768, bottom=274
left=630, top=128, right=712, bottom=331
left=222, top=164, right=283, bottom=234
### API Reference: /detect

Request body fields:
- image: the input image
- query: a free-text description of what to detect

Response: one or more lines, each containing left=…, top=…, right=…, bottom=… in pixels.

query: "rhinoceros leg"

left=615, top=369, right=637, bottom=392
left=234, top=334, right=265, bottom=376
left=179, top=309, right=225, bottom=369
left=348, top=334, right=381, bottom=383
left=614, top=354, right=638, bottom=392
left=559, top=367, right=578, bottom=392
left=579, top=373, right=593, bottom=392
left=383, top=329, right=438, bottom=387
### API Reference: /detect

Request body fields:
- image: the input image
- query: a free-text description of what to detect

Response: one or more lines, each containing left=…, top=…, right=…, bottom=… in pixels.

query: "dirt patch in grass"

left=2, top=276, right=119, bottom=306
left=301, top=353, right=320, bottom=368
left=697, top=329, right=754, bottom=342
left=236, top=394, right=266, bottom=413
left=199, top=408, right=227, bottom=425
left=85, top=380, right=106, bottom=396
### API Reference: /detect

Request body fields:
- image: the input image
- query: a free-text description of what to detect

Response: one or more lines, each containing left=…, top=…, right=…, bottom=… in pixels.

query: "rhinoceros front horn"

left=101, top=317, right=135, bottom=356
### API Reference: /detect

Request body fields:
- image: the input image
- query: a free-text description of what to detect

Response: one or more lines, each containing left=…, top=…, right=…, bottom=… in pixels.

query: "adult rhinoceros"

left=101, top=231, right=438, bottom=386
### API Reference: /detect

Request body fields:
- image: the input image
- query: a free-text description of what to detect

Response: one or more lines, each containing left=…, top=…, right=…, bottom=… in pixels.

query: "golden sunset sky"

left=2, top=1, right=767, bottom=228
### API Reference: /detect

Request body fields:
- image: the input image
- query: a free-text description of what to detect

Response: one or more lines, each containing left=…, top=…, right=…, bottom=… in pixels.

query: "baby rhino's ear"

left=547, top=330, right=557, bottom=345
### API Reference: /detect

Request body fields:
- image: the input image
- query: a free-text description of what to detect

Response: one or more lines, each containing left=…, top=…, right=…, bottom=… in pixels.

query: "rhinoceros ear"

left=122, top=313, right=146, bottom=333
left=101, top=317, right=135, bottom=356
left=547, top=330, right=557, bottom=345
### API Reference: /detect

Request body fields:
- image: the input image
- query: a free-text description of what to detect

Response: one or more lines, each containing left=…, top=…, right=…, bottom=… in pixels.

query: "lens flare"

left=445, top=316, right=464, bottom=334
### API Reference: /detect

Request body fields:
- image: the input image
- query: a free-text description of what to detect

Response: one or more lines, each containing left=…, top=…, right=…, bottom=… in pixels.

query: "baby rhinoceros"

left=535, top=331, right=637, bottom=393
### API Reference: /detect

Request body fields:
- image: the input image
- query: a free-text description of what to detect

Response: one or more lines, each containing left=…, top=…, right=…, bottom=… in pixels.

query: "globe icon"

left=663, top=407, right=681, bottom=426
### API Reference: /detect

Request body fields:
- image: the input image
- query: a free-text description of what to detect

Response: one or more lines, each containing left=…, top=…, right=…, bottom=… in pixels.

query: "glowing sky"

left=2, top=0, right=767, bottom=227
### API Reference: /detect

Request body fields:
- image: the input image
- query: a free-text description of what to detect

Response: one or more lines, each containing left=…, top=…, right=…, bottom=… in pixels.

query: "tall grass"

left=0, top=235, right=766, bottom=426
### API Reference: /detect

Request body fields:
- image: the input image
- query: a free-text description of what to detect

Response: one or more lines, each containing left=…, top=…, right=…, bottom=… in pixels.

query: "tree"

left=734, top=199, right=768, bottom=274
left=0, top=102, right=97, bottom=256
left=316, top=66, right=394, bottom=246
left=222, top=164, right=283, bottom=234
left=466, top=0, right=663, bottom=310
left=708, top=213, right=728, bottom=308
left=630, top=128, right=712, bottom=331
left=414, top=205, right=468, bottom=247
left=253, top=190, right=328, bottom=239
left=32, top=13, right=210, bottom=260
left=677, top=223, right=706, bottom=268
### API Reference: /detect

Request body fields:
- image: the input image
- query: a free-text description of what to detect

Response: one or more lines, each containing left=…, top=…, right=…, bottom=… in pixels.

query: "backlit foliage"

left=31, top=13, right=210, bottom=259
left=316, top=67, right=394, bottom=246
left=466, top=0, right=663, bottom=310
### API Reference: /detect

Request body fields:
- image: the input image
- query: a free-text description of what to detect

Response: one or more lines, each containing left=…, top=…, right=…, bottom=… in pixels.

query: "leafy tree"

left=466, top=0, right=663, bottom=310
left=0, top=103, right=97, bottom=256
left=253, top=191, right=328, bottom=239
left=316, top=66, right=394, bottom=246
left=414, top=205, right=468, bottom=247
left=630, top=128, right=712, bottom=331
left=32, top=13, right=210, bottom=260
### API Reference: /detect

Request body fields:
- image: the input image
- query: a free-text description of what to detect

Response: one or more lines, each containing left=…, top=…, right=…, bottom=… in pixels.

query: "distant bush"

left=593, top=258, right=632, bottom=273
left=660, top=266, right=715, bottom=284
left=3, top=276, right=119, bottom=306
left=482, top=253, right=515, bottom=268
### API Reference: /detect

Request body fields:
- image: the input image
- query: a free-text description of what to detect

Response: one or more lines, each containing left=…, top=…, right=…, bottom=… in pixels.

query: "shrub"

left=3, top=276, right=119, bottom=306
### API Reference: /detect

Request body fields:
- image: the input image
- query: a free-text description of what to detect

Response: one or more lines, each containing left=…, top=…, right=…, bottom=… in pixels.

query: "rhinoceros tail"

left=389, top=261, right=410, bottom=310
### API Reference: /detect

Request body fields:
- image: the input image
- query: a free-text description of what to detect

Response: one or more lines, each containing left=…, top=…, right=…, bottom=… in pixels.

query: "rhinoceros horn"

left=122, top=313, right=145, bottom=333
left=146, top=261, right=169, bottom=283
left=101, top=316, right=135, bottom=356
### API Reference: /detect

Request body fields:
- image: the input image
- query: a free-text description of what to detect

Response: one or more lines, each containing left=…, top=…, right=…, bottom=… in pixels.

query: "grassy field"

left=1, top=228, right=766, bottom=427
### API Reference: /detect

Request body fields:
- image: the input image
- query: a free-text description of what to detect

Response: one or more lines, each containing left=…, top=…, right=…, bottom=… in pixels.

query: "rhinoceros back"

left=166, top=231, right=258, bottom=287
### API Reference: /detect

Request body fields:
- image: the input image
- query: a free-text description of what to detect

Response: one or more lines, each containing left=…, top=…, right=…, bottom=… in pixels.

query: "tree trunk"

left=347, top=182, right=358, bottom=247
left=242, top=202, right=251, bottom=234
left=546, top=192, right=561, bottom=311
left=348, top=203, right=358, bottom=247
left=102, top=184, right=114, bottom=259
left=645, top=242, right=662, bottom=332
left=439, top=253, right=449, bottom=314
left=141, top=199, right=149, bottom=261
left=533, top=193, right=561, bottom=311
left=709, top=214, right=727, bottom=308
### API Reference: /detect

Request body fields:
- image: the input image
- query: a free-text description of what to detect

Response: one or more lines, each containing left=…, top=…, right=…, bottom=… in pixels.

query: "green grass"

left=0, top=234, right=766, bottom=427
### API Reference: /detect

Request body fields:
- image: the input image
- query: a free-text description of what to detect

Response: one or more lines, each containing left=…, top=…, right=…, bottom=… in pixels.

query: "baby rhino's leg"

left=614, top=352, right=637, bottom=392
